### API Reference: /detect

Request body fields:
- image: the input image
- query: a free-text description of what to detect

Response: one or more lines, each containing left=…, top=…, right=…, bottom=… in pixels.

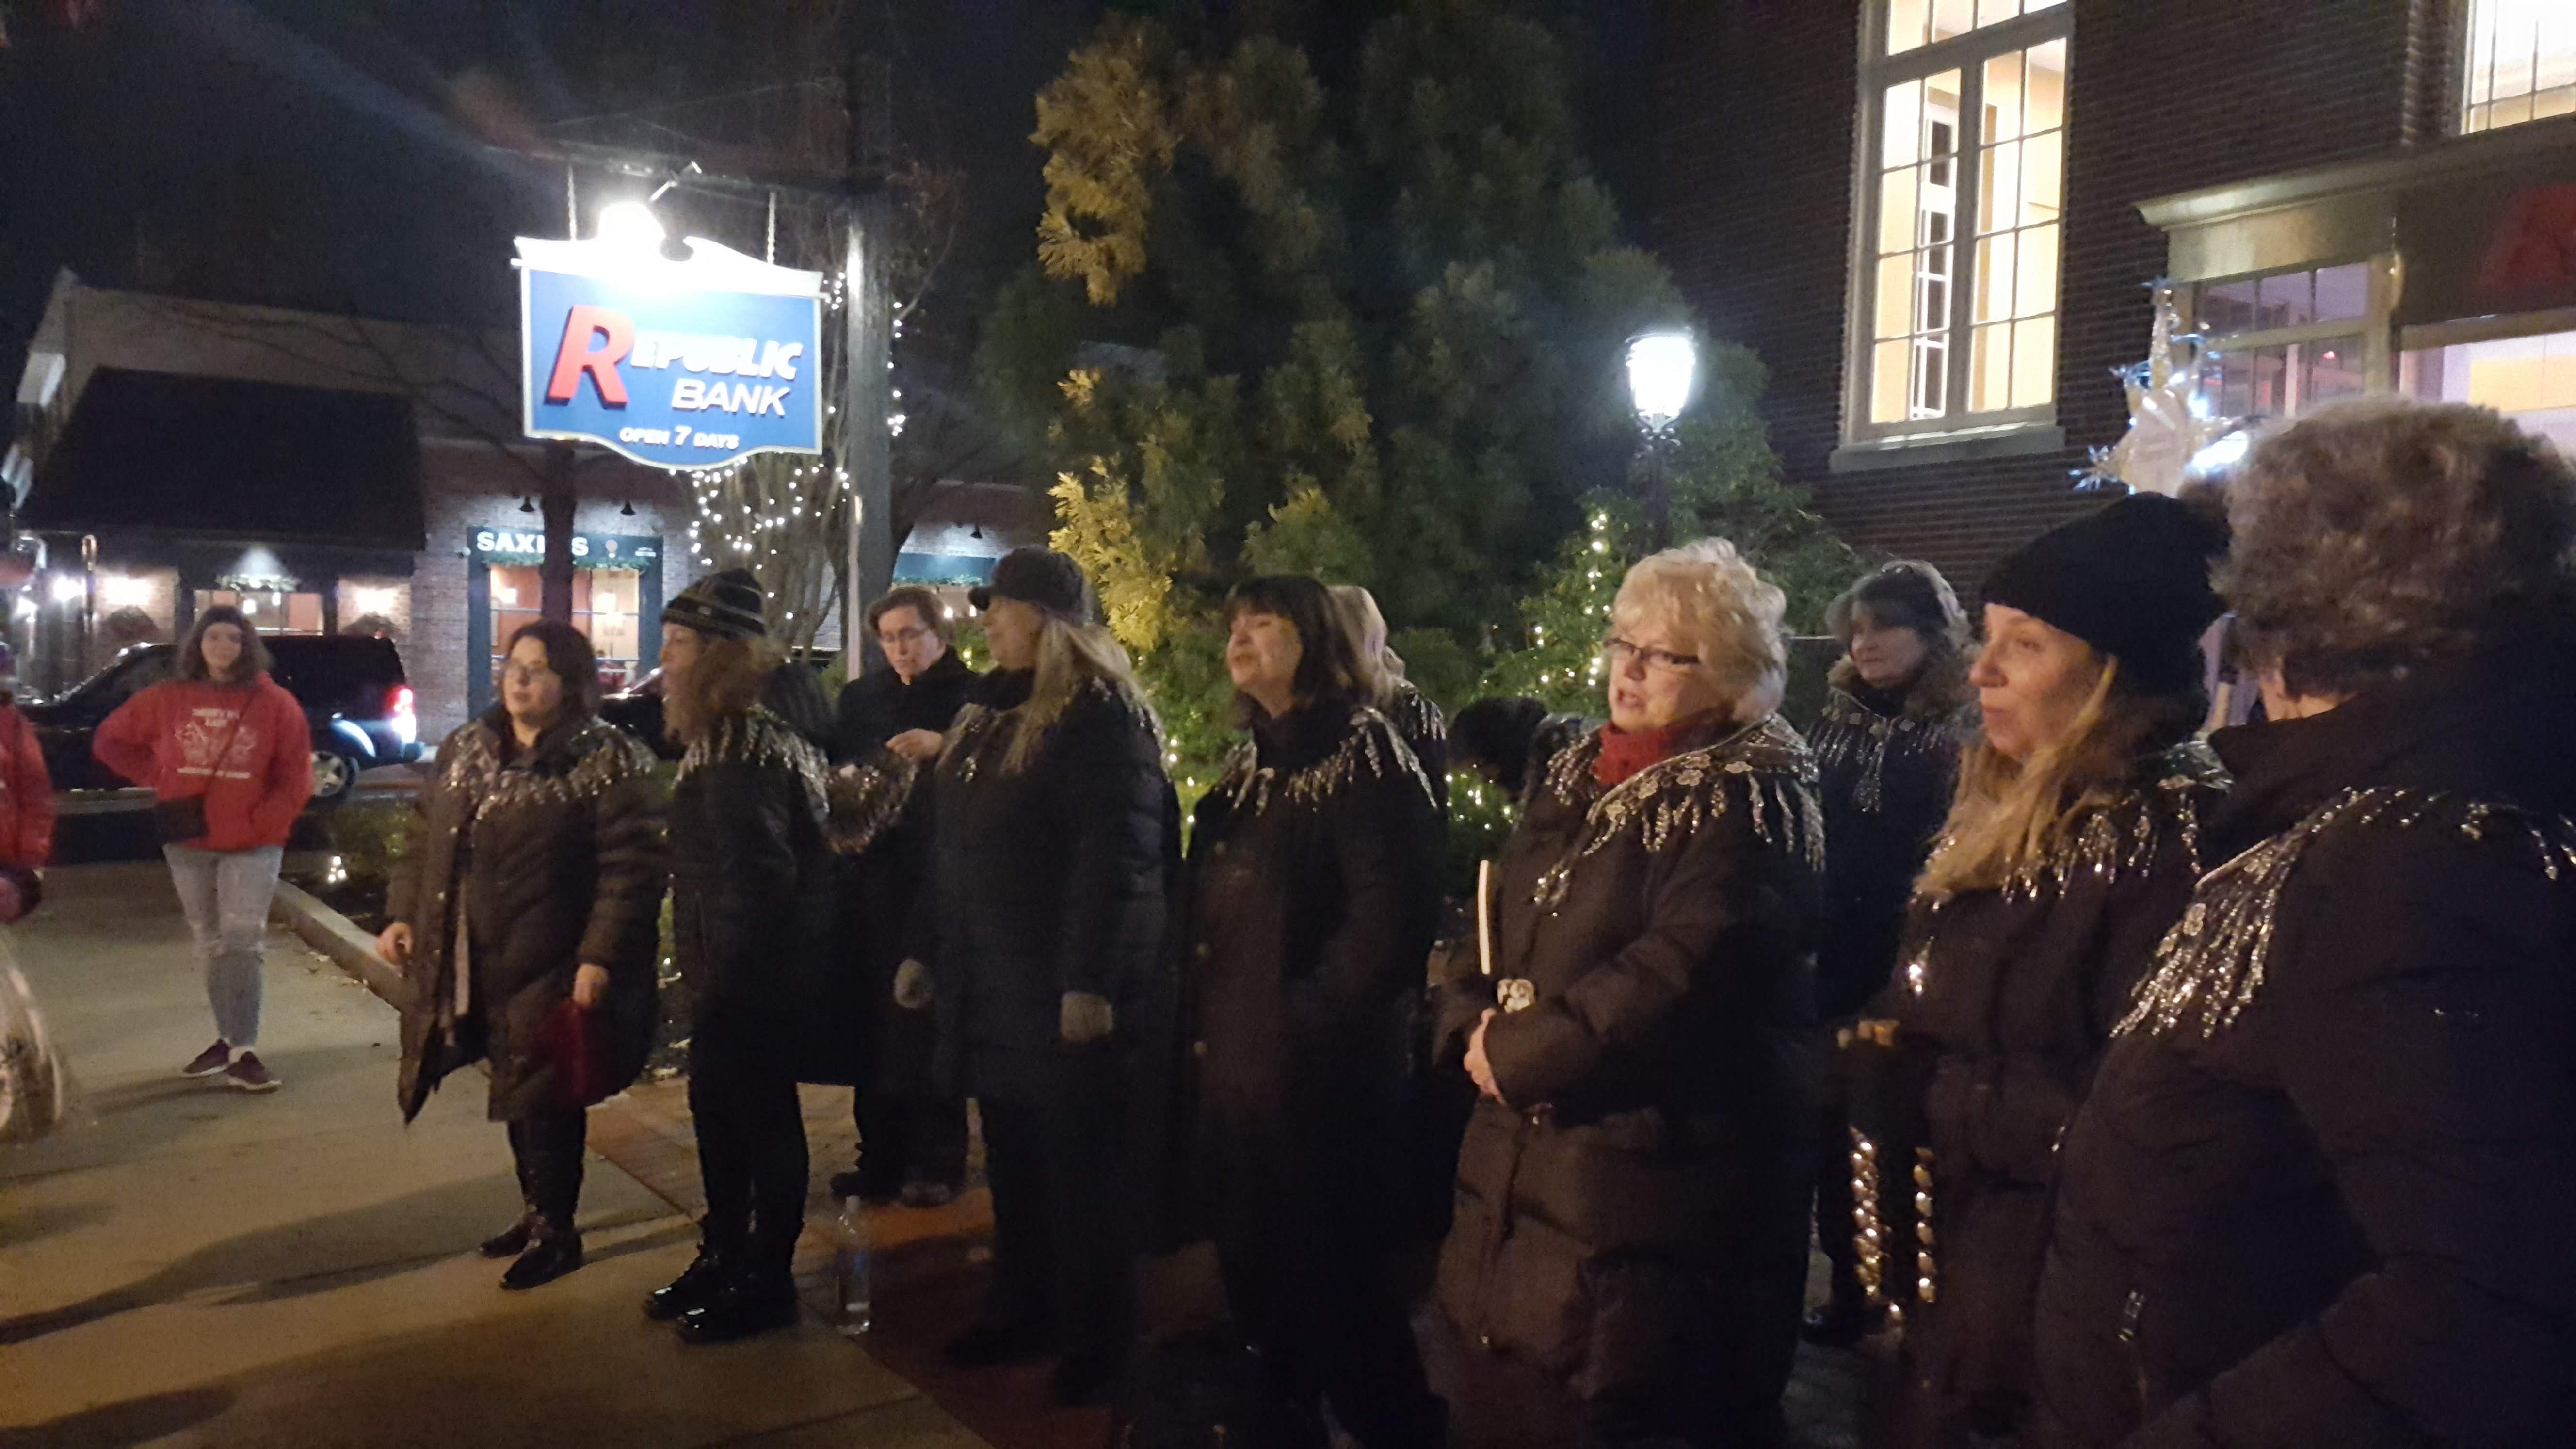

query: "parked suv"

left=23, top=634, right=423, bottom=805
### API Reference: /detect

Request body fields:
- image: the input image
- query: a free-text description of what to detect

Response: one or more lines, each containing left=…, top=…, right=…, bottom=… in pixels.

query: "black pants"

left=1215, top=1188, right=1444, bottom=1449
left=689, top=1025, right=809, bottom=1277
left=977, top=1069, right=1132, bottom=1362
left=507, top=1109, right=587, bottom=1236
left=854, top=1084, right=969, bottom=1194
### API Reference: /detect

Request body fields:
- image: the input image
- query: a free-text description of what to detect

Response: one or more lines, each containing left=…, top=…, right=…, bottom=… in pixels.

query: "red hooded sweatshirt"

left=95, top=676, right=314, bottom=851
left=0, top=704, right=56, bottom=869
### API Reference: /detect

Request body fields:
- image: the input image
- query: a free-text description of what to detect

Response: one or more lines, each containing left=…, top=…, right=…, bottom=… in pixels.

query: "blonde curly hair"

left=2223, top=398, right=2576, bottom=698
left=1611, top=538, right=1789, bottom=721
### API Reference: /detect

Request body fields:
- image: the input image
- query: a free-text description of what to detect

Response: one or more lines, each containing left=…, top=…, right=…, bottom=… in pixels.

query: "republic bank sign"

left=516, top=233, right=823, bottom=470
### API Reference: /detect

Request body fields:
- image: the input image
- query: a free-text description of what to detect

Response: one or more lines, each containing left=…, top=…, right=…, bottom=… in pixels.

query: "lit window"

left=1853, top=2, right=2070, bottom=438
left=2193, top=263, right=2375, bottom=421
left=2402, top=329, right=2576, bottom=456
left=2461, top=0, right=2576, bottom=134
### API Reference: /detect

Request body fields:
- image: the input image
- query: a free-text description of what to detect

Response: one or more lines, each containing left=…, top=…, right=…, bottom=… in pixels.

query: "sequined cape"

left=1526, top=714, right=1826, bottom=912
left=2121, top=785, right=2576, bottom=1041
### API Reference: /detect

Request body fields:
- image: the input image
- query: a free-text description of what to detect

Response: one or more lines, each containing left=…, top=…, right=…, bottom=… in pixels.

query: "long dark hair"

left=177, top=605, right=272, bottom=684
left=1226, top=575, right=1366, bottom=724
left=503, top=619, right=602, bottom=718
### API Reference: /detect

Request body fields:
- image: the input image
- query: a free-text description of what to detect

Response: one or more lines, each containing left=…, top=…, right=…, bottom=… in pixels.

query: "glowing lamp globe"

left=1625, top=331, right=1698, bottom=431
left=597, top=201, right=667, bottom=252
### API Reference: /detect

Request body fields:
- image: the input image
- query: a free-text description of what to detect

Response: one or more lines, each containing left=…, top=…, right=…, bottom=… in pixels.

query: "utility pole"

left=842, top=53, right=896, bottom=674
left=540, top=444, right=579, bottom=623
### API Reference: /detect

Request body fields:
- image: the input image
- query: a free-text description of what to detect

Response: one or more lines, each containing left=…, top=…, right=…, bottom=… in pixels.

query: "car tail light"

left=387, top=684, right=417, bottom=745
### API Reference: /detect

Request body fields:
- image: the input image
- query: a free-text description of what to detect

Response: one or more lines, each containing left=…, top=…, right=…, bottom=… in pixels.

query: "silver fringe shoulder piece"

left=1990, top=740, right=2228, bottom=905
left=1531, top=716, right=1825, bottom=909
left=1388, top=681, right=1449, bottom=743
left=440, top=718, right=659, bottom=823
left=1216, top=708, right=1437, bottom=819
left=823, top=750, right=922, bottom=855
left=678, top=707, right=831, bottom=829
left=2119, top=785, right=2576, bottom=1041
left=1811, top=687, right=1975, bottom=814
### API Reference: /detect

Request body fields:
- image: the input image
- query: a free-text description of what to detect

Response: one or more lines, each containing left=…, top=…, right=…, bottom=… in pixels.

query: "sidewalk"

left=0, top=863, right=988, bottom=1449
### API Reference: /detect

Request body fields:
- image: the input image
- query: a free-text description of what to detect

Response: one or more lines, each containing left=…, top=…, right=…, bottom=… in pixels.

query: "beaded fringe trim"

left=440, top=720, right=658, bottom=823
left=1215, top=708, right=1436, bottom=818
left=1530, top=717, right=1824, bottom=909
left=678, top=707, right=832, bottom=831
left=2118, top=786, right=2576, bottom=1041
left=1388, top=682, right=1449, bottom=744
left=1811, top=690, right=1969, bottom=815
left=1978, top=743, right=2225, bottom=906
left=823, top=751, right=921, bottom=855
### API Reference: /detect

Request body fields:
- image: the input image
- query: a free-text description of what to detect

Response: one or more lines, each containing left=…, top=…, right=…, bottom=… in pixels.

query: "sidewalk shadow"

left=0, top=1387, right=234, bottom=1449
left=0, top=1172, right=521, bottom=1346
left=0, top=1199, right=112, bottom=1252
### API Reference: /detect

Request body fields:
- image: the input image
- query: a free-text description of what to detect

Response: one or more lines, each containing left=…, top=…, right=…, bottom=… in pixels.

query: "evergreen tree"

left=988, top=0, right=1850, bottom=800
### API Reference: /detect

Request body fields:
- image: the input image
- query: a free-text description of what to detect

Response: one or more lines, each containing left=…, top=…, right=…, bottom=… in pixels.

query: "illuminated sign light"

left=516, top=233, right=823, bottom=470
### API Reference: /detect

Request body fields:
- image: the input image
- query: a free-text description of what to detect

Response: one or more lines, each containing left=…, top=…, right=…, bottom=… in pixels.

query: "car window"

left=91, top=651, right=175, bottom=710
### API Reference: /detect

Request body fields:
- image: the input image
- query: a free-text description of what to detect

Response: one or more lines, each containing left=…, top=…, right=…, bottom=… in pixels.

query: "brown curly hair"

left=2222, top=399, right=2576, bottom=699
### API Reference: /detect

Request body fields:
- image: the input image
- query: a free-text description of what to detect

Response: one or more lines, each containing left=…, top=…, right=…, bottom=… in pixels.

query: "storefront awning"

left=19, top=367, right=427, bottom=551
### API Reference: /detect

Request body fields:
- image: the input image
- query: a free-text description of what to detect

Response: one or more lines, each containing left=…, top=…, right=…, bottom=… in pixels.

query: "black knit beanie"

left=1982, top=494, right=2227, bottom=696
left=662, top=568, right=768, bottom=641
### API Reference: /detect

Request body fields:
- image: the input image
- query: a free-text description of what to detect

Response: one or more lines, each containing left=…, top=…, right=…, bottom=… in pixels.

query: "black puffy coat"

left=669, top=706, right=855, bottom=1082
left=830, top=651, right=980, bottom=1090
left=920, top=670, right=1175, bottom=1104
left=2035, top=620, right=2576, bottom=1449
left=1180, top=703, right=1443, bottom=1243
left=1433, top=715, right=1825, bottom=1435
left=830, top=650, right=978, bottom=768
left=1846, top=741, right=2223, bottom=1432
left=392, top=712, right=667, bottom=1123
left=1810, top=660, right=1976, bottom=1020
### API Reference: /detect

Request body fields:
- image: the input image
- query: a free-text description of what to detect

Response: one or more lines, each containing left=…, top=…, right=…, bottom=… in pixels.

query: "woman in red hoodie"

left=0, top=669, right=57, bottom=918
left=95, top=606, right=314, bottom=1092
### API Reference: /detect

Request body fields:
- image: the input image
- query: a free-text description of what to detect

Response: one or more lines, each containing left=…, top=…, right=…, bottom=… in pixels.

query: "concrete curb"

left=272, top=878, right=415, bottom=1011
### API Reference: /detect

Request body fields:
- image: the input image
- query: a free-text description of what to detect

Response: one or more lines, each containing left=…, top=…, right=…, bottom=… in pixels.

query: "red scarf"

left=1593, top=714, right=1718, bottom=788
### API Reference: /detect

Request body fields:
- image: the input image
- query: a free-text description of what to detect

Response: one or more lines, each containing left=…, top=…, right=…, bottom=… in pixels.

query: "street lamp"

left=1625, top=330, right=1698, bottom=549
left=596, top=199, right=667, bottom=252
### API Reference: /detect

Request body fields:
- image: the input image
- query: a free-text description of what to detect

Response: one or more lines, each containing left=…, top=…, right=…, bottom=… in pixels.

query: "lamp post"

left=1625, top=331, right=1698, bottom=550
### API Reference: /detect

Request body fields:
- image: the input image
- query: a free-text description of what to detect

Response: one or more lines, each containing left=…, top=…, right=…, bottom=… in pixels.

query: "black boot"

left=673, top=1268, right=801, bottom=1344
left=500, top=1230, right=584, bottom=1291
left=479, top=1211, right=536, bottom=1260
left=1801, top=1296, right=1878, bottom=1347
left=644, top=1227, right=736, bottom=1321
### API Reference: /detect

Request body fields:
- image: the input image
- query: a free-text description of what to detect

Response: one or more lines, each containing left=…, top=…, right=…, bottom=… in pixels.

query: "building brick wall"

left=413, top=447, right=678, bottom=743
left=1654, top=0, right=2447, bottom=592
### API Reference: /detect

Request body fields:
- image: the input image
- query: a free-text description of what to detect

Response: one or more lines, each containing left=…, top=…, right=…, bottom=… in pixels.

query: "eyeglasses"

left=1600, top=636, right=1703, bottom=674
left=500, top=664, right=558, bottom=687
left=876, top=625, right=935, bottom=649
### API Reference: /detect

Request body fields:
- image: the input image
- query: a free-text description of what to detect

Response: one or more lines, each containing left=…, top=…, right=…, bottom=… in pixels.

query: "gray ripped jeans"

left=163, top=844, right=285, bottom=1050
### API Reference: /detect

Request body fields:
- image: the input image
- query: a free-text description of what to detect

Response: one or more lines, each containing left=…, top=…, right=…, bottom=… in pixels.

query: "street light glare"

left=1626, top=331, right=1698, bottom=430
left=597, top=200, right=666, bottom=251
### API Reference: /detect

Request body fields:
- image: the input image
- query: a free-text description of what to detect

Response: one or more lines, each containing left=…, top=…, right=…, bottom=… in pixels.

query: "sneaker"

left=480, top=1215, right=537, bottom=1260
left=224, top=1052, right=281, bottom=1093
left=644, top=1245, right=730, bottom=1321
left=180, top=1040, right=232, bottom=1078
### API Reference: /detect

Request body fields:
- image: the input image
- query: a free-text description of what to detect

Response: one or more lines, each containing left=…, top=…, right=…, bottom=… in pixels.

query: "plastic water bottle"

left=834, top=1195, right=873, bottom=1336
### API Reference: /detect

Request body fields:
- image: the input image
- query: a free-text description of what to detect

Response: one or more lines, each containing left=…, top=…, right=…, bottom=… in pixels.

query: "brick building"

left=1655, top=0, right=2576, bottom=589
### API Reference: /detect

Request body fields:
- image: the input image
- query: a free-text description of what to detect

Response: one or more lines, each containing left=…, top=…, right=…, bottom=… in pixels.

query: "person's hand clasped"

left=572, top=964, right=610, bottom=1010
left=1465, top=1007, right=1503, bottom=1102
left=1060, top=990, right=1115, bottom=1044
left=893, top=958, right=935, bottom=1010
left=375, top=921, right=414, bottom=966
left=886, top=729, right=944, bottom=764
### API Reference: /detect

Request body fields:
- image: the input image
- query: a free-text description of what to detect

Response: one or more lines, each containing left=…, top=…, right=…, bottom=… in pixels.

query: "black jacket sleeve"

left=690, top=759, right=804, bottom=983
left=579, top=749, right=670, bottom=974
left=1309, top=725, right=1441, bottom=1025
left=1052, top=689, right=1172, bottom=1003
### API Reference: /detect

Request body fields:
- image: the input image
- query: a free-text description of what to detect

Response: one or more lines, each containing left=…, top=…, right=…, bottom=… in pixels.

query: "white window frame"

left=2457, top=0, right=2576, bottom=136
left=1840, top=2, right=2072, bottom=450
